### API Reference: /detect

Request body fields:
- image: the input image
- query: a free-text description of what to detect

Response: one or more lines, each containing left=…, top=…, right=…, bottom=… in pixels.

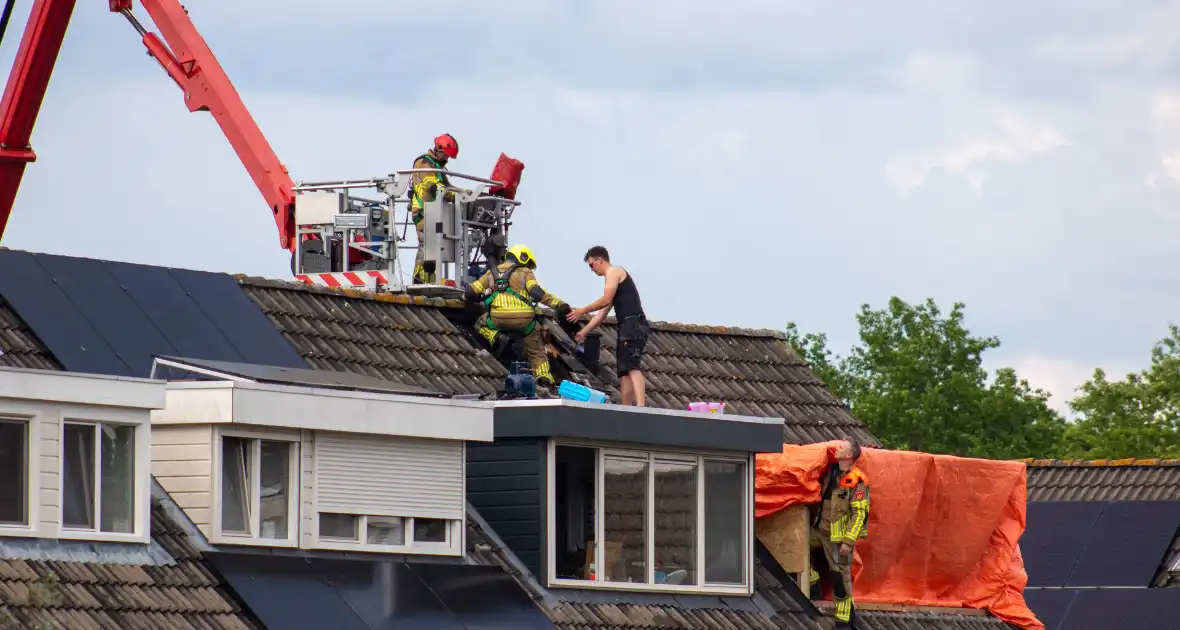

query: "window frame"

left=57, top=417, right=148, bottom=543
left=0, top=414, right=35, bottom=535
left=545, top=438, right=755, bottom=595
left=211, top=427, right=301, bottom=548
left=312, top=511, right=463, bottom=556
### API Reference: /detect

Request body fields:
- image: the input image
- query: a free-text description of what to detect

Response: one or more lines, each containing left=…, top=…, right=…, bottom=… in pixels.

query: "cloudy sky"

left=1, top=1, right=1178, bottom=412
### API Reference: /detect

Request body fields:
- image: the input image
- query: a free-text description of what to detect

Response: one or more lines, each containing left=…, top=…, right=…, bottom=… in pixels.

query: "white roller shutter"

left=314, top=432, right=464, bottom=520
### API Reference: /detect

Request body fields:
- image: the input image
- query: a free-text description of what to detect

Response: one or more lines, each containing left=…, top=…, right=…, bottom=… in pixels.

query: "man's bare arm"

left=568, top=268, right=624, bottom=321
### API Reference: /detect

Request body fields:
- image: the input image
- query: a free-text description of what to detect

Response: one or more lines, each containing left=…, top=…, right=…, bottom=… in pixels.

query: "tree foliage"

left=1059, top=325, right=1180, bottom=459
left=786, top=297, right=1067, bottom=460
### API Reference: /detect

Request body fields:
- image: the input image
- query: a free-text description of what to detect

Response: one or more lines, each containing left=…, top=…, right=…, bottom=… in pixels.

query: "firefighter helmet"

left=507, top=244, right=537, bottom=269
left=434, top=133, right=459, bottom=159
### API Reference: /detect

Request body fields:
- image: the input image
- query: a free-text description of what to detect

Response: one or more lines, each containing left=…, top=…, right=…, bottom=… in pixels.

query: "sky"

left=1, top=1, right=1179, bottom=414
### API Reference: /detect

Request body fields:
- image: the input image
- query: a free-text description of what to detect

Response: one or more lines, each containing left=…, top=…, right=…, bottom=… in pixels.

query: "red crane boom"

left=0, top=0, right=297, bottom=251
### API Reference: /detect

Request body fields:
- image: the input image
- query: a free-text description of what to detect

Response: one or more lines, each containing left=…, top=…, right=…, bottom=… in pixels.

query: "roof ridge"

left=1021, top=457, right=1180, bottom=468
left=234, top=275, right=789, bottom=339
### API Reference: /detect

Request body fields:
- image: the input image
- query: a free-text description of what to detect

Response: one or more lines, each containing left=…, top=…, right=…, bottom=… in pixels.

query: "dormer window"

left=547, top=440, right=753, bottom=594
left=148, top=356, right=495, bottom=557
left=216, top=431, right=299, bottom=544
left=61, top=421, right=138, bottom=535
left=0, top=367, right=164, bottom=544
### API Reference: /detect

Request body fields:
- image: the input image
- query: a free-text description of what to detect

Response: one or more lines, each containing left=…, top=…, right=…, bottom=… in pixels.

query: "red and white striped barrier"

left=295, top=271, right=390, bottom=288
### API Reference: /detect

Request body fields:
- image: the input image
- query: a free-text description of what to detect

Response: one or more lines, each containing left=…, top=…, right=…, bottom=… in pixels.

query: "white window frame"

left=312, top=511, right=463, bottom=556
left=545, top=438, right=755, bottom=595
left=0, top=414, right=36, bottom=536
left=211, top=427, right=301, bottom=547
left=58, top=418, right=148, bottom=543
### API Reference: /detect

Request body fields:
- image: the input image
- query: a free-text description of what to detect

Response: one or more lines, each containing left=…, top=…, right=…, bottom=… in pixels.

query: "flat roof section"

left=492, top=399, right=785, bottom=453
left=152, top=355, right=446, bottom=397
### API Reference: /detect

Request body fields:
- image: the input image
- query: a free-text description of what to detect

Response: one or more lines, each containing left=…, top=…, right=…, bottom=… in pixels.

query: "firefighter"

left=409, top=133, right=460, bottom=284
left=466, top=244, right=570, bottom=391
left=809, top=438, right=869, bottom=630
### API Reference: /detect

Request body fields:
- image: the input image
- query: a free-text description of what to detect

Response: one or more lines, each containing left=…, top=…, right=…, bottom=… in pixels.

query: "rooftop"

left=0, top=248, right=1024, bottom=629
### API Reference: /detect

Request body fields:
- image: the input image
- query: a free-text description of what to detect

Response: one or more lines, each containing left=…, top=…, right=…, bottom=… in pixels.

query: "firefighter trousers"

left=413, top=215, right=435, bottom=284
left=475, top=312, right=554, bottom=384
left=809, top=529, right=855, bottom=624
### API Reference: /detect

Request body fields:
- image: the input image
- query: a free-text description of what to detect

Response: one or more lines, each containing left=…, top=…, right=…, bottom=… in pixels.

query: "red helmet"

left=434, top=133, right=459, bottom=159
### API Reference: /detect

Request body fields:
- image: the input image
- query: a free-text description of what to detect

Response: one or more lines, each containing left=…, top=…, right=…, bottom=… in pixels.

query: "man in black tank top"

left=567, top=246, right=651, bottom=406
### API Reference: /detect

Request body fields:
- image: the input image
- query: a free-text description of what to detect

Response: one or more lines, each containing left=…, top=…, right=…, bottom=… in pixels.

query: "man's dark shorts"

left=617, top=315, right=650, bottom=377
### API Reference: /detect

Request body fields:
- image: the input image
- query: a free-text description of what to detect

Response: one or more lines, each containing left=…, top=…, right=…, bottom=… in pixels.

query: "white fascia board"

left=493, top=398, right=785, bottom=427
left=153, top=381, right=494, bottom=442
left=0, top=366, right=166, bottom=410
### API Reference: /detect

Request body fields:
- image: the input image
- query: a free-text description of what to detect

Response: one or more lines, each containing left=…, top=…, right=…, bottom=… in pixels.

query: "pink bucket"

left=688, top=402, right=725, bottom=414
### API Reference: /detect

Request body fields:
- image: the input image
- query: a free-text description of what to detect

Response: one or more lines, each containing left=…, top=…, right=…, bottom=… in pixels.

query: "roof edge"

left=235, top=274, right=790, bottom=340
left=1021, top=457, right=1180, bottom=468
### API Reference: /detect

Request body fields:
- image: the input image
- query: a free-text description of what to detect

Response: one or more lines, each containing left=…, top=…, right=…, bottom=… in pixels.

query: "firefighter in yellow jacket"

left=809, top=438, right=869, bottom=630
left=466, top=244, right=570, bottom=389
left=409, top=133, right=459, bottom=284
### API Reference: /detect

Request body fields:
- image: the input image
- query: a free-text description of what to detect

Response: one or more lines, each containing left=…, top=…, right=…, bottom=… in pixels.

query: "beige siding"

left=37, top=410, right=60, bottom=535
left=150, top=425, right=212, bottom=535
left=301, top=429, right=315, bottom=548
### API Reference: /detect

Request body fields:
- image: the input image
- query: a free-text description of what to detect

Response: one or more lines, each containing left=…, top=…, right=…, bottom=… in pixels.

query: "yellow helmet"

left=507, top=244, right=537, bottom=268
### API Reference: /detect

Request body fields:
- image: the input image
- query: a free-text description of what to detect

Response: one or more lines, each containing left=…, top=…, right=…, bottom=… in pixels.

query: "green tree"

left=786, top=297, right=1067, bottom=460
left=1061, top=325, right=1180, bottom=459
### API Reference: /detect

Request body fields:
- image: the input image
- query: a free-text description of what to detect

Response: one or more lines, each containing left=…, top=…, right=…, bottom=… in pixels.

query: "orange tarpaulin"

left=755, top=442, right=1042, bottom=630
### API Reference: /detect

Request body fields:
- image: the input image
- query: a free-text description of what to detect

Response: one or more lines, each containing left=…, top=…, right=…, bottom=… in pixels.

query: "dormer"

left=147, top=356, right=493, bottom=556
left=466, top=400, right=785, bottom=595
left=0, top=366, right=165, bottom=544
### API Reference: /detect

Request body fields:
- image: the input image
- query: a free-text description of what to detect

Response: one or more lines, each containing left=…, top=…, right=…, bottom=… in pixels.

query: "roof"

left=1024, top=458, right=1180, bottom=590
left=237, top=275, right=877, bottom=446
left=0, top=481, right=260, bottom=629
left=1022, top=458, right=1180, bottom=502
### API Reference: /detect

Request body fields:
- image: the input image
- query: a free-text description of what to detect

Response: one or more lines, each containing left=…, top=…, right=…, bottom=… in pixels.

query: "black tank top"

left=612, top=269, right=645, bottom=320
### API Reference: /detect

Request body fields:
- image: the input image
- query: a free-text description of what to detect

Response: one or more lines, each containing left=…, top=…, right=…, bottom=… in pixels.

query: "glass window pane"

left=221, top=437, right=251, bottom=535
left=100, top=424, right=136, bottom=533
left=554, top=445, right=596, bottom=580
left=367, top=516, right=405, bottom=545
left=319, top=513, right=359, bottom=540
left=0, top=420, right=27, bottom=525
left=62, top=424, right=95, bottom=529
left=704, top=460, right=746, bottom=584
left=258, top=441, right=290, bottom=540
left=413, top=518, right=448, bottom=543
left=654, top=459, right=697, bottom=585
left=603, top=456, right=648, bottom=583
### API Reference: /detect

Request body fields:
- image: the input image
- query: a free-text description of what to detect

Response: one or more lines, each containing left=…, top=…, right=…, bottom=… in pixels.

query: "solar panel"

left=35, top=253, right=179, bottom=376
left=1021, top=502, right=1106, bottom=587
left=206, top=552, right=369, bottom=629
left=409, top=562, right=559, bottom=629
left=0, top=251, right=306, bottom=378
left=1058, top=588, right=1180, bottom=630
left=206, top=551, right=557, bottom=630
left=106, top=261, right=248, bottom=362
left=154, top=355, right=444, bottom=396
left=1022, top=589, right=1077, bottom=630
left=168, top=268, right=307, bottom=369
left=311, top=557, right=465, bottom=629
left=0, top=250, right=130, bottom=375
left=1066, top=500, right=1180, bottom=587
